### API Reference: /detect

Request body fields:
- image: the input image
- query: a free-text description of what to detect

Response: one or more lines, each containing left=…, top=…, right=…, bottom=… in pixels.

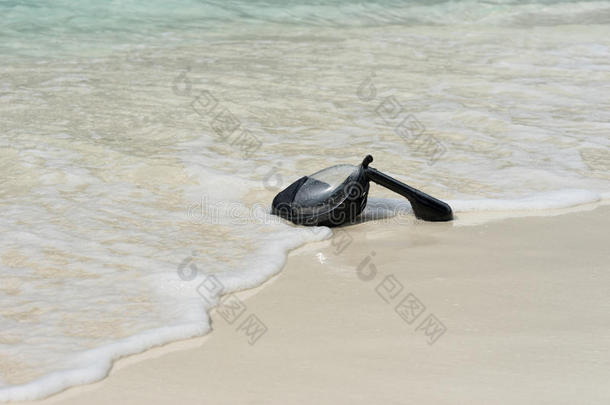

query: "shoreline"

left=24, top=205, right=610, bottom=404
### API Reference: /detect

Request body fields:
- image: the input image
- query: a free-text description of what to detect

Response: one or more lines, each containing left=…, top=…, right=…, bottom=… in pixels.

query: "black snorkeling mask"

left=271, top=155, right=453, bottom=227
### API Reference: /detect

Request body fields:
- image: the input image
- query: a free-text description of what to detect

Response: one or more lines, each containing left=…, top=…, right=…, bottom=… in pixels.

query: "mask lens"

left=293, top=164, right=359, bottom=208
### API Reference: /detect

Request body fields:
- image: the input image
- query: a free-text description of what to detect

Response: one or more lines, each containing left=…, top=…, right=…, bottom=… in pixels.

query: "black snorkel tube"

left=361, top=155, right=453, bottom=222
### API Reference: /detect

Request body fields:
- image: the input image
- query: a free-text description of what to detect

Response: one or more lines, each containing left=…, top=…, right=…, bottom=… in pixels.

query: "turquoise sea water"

left=1, top=0, right=609, bottom=400
left=3, top=0, right=610, bottom=58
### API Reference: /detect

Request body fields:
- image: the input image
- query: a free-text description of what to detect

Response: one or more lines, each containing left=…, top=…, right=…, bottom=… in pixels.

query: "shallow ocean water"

left=1, top=0, right=609, bottom=400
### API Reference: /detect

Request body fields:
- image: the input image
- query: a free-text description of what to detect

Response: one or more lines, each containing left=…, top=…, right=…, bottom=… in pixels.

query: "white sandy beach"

left=24, top=205, right=610, bottom=405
